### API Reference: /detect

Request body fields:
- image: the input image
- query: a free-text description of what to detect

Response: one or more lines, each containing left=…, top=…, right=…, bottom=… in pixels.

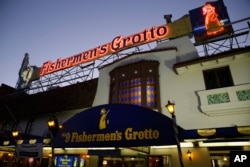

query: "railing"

left=197, top=83, right=250, bottom=116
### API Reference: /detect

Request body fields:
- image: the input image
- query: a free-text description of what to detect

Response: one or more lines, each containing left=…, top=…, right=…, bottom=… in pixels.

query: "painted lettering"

left=61, top=133, right=71, bottom=143
left=124, top=128, right=159, bottom=140
left=65, top=131, right=123, bottom=143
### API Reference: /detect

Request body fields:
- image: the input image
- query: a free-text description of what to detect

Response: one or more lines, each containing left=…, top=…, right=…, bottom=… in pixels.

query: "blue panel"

left=53, top=104, right=177, bottom=148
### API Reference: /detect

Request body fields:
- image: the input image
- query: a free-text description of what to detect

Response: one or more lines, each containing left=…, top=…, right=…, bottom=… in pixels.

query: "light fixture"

left=43, top=138, right=52, bottom=145
left=3, top=141, right=10, bottom=146
left=12, top=130, right=19, bottom=138
left=102, top=160, right=107, bottom=165
left=47, top=116, right=59, bottom=135
left=165, top=100, right=175, bottom=115
left=151, top=142, right=194, bottom=148
left=16, top=139, right=24, bottom=145
left=187, top=150, right=192, bottom=161
left=165, top=100, right=184, bottom=167
left=198, top=141, right=250, bottom=147
left=48, top=119, right=56, bottom=128
left=29, top=139, right=37, bottom=144
left=59, top=124, right=63, bottom=129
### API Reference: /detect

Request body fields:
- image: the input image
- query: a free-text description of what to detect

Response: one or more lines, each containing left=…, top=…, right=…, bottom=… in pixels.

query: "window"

left=109, top=61, right=160, bottom=111
left=203, top=66, right=234, bottom=90
left=118, top=78, right=142, bottom=105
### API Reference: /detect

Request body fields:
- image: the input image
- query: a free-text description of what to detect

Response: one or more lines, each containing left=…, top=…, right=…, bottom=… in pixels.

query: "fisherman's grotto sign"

left=53, top=104, right=177, bottom=148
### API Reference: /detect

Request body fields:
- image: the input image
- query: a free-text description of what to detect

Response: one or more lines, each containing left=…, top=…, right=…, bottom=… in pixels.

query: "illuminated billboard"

left=189, top=0, right=233, bottom=43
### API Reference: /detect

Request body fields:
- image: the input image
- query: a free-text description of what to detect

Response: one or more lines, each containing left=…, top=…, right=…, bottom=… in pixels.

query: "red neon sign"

left=202, top=3, right=224, bottom=35
left=40, top=16, right=192, bottom=76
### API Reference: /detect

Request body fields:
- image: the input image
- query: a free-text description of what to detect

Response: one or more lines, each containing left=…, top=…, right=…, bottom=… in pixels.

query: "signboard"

left=16, top=141, right=43, bottom=158
left=54, top=155, right=85, bottom=167
left=40, top=16, right=192, bottom=77
left=16, top=53, right=40, bottom=90
left=189, top=0, right=233, bottom=43
left=53, top=104, right=177, bottom=148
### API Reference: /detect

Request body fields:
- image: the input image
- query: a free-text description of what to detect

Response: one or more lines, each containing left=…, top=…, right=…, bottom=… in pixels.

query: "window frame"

left=109, top=61, right=161, bottom=111
left=203, top=66, right=234, bottom=90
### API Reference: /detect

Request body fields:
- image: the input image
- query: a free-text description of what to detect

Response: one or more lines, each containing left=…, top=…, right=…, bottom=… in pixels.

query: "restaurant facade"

left=1, top=1, right=250, bottom=166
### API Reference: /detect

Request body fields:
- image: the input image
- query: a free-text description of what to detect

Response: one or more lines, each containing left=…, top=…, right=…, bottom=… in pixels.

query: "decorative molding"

left=197, top=84, right=250, bottom=116
left=207, top=93, right=230, bottom=104
left=236, top=89, right=250, bottom=101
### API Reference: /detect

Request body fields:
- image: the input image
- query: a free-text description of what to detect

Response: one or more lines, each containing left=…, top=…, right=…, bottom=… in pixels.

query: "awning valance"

left=53, top=104, right=177, bottom=148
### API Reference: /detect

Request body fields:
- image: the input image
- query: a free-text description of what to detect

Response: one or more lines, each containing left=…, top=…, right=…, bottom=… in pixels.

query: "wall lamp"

left=47, top=116, right=59, bottom=139
left=12, top=130, right=19, bottom=138
left=187, top=150, right=192, bottom=161
left=165, top=100, right=175, bottom=115
left=48, top=117, right=59, bottom=131
left=48, top=118, right=56, bottom=128
left=165, top=100, right=184, bottom=167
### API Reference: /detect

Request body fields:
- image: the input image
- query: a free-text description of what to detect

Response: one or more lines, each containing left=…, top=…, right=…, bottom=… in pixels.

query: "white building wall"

left=93, top=35, right=250, bottom=130
left=230, top=56, right=250, bottom=85
left=175, top=54, right=250, bottom=129
left=19, top=35, right=249, bottom=137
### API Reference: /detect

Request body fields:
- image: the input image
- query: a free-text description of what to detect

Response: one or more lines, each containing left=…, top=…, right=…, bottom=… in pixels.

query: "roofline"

left=173, top=46, right=250, bottom=70
left=99, top=47, right=177, bottom=70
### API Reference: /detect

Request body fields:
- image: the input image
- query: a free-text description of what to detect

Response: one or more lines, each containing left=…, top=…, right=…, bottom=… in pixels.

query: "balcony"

left=197, top=83, right=250, bottom=116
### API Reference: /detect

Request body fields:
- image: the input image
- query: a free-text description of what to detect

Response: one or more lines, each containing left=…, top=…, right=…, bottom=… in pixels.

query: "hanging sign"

left=16, top=140, right=43, bottom=158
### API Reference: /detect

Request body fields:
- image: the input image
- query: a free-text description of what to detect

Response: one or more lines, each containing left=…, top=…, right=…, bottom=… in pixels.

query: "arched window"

left=109, top=61, right=161, bottom=111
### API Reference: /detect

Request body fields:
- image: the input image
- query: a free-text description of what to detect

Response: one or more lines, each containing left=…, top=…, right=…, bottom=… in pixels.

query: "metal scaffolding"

left=26, top=18, right=250, bottom=94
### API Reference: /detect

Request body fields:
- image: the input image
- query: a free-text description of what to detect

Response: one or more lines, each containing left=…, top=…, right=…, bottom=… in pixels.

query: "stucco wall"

left=93, top=35, right=250, bottom=130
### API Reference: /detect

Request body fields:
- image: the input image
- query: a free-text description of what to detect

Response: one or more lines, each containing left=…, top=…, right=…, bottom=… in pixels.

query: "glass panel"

left=203, top=66, right=233, bottom=90
left=146, top=77, right=155, bottom=84
left=130, top=86, right=141, bottom=105
left=119, top=88, right=130, bottom=104
left=147, top=85, right=156, bottom=107
left=217, top=67, right=233, bottom=87
left=146, top=78, right=156, bottom=107
left=131, top=78, right=141, bottom=86
left=116, top=77, right=158, bottom=108
left=120, top=80, right=130, bottom=88
left=148, top=155, right=171, bottom=167
left=203, top=70, right=218, bottom=89
left=119, top=78, right=142, bottom=106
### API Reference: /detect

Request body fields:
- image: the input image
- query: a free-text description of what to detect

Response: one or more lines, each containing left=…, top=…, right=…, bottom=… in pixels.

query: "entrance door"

left=99, top=156, right=146, bottom=167
left=148, top=156, right=170, bottom=167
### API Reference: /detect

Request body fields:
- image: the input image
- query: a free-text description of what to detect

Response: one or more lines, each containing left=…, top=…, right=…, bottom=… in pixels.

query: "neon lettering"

left=99, top=45, right=108, bottom=55
left=40, top=24, right=169, bottom=76
left=111, top=36, right=123, bottom=51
